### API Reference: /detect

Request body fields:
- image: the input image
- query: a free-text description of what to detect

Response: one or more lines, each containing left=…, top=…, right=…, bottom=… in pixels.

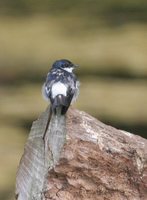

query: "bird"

left=42, top=59, right=80, bottom=164
left=42, top=59, right=79, bottom=115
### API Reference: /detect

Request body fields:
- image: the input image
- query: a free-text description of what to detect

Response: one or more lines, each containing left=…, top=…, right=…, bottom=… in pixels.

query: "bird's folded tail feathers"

left=52, top=94, right=72, bottom=115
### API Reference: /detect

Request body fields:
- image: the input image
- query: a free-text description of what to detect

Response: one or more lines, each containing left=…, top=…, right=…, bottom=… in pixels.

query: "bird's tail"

left=52, top=94, right=73, bottom=115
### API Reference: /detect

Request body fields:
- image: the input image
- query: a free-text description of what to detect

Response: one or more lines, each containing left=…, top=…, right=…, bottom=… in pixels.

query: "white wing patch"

left=51, top=82, right=67, bottom=98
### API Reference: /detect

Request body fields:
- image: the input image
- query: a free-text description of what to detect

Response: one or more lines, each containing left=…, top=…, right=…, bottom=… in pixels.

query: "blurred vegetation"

left=1, top=0, right=147, bottom=23
left=0, top=1, right=147, bottom=199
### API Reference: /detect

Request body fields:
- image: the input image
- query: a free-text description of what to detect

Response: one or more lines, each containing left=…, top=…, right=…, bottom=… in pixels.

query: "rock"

left=16, top=107, right=147, bottom=200
left=44, top=108, right=147, bottom=200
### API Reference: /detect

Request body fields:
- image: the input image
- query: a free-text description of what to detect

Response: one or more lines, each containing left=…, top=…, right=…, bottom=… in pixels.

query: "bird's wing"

left=42, top=71, right=57, bottom=100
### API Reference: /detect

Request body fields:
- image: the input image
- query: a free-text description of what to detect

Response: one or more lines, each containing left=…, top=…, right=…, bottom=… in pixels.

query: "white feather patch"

left=51, top=82, right=67, bottom=98
left=63, top=67, right=73, bottom=73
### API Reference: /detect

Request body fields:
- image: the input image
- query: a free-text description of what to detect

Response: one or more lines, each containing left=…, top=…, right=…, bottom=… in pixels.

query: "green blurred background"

left=0, top=0, right=147, bottom=199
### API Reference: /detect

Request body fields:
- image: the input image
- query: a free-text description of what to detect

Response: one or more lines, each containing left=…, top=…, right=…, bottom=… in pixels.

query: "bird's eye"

left=65, top=63, right=68, bottom=67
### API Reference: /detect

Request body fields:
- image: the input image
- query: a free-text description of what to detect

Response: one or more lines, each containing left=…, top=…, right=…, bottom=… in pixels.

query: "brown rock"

left=44, top=108, right=147, bottom=200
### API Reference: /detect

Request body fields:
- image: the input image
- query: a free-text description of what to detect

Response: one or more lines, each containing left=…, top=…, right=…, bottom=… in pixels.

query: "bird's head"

left=52, top=59, right=78, bottom=73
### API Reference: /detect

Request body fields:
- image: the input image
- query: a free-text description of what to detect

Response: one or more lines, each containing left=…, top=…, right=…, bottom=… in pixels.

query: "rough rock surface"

left=44, top=108, right=147, bottom=200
